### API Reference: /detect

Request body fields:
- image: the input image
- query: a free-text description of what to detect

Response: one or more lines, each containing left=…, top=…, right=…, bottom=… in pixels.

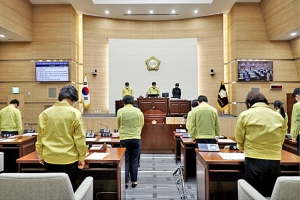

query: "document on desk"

left=99, top=138, right=111, bottom=142
left=0, top=138, right=17, bottom=142
left=89, top=145, right=103, bottom=150
left=86, top=138, right=97, bottom=141
left=218, top=153, right=245, bottom=160
left=217, top=139, right=236, bottom=143
left=86, top=152, right=109, bottom=160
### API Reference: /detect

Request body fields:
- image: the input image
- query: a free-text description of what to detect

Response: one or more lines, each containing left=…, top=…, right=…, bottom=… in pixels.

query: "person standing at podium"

left=172, top=83, right=181, bottom=99
left=190, top=95, right=220, bottom=144
left=36, top=85, right=87, bottom=191
left=235, top=91, right=286, bottom=197
left=291, top=87, right=300, bottom=155
left=117, top=95, right=144, bottom=189
left=0, top=99, right=22, bottom=137
left=122, top=82, right=134, bottom=98
left=148, top=82, right=160, bottom=97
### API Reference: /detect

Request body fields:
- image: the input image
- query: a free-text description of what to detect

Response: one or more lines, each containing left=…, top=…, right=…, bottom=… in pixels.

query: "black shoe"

left=125, top=184, right=128, bottom=189
left=132, top=183, right=137, bottom=188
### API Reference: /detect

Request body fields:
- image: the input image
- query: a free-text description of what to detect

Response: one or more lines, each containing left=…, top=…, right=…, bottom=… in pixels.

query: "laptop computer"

left=198, top=143, right=220, bottom=152
left=176, top=129, right=186, bottom=133
left=182, top=133, right=191, bottom=138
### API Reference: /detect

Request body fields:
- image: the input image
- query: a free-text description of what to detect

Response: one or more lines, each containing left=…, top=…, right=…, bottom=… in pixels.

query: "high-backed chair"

left=0, top=173, right=93, bottom=200
left=238, top=176, right=300, bottom=200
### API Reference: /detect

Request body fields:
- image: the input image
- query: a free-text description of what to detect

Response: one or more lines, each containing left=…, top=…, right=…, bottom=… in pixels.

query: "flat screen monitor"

left=237, top=61, right=273, bottom=82
left=162, top=92, right=169, bottom=98
left=36, top=62, right=70, bottom=82
left=148, top=94, right=159, bottom=98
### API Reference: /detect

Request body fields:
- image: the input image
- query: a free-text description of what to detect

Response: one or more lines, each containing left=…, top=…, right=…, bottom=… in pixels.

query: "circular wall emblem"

left=145, top=56, right=161, bottom=71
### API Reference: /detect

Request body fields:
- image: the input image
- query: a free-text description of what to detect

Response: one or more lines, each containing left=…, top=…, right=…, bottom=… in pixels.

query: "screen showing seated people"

left=238, top=61, right=273, bottom=82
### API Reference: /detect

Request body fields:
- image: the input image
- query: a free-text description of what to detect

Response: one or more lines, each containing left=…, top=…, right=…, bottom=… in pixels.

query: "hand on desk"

left=78, top=161, right=85, bottom=169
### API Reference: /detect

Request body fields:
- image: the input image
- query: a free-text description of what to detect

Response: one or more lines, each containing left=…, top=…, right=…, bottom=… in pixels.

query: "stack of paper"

left=218, top=153, right=245, bottom=160
left=86, top=152, right=109, bottom=160
left=218, top=139, right=236, bottom=143
left=90, top=144, right=103, bottom=150
left=86, top=138, right=97, bottom=141
left=100, top=138, right=111, bottom=142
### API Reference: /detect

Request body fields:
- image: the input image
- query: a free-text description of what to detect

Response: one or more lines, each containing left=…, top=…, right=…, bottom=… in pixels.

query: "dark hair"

left=123, top=95, right=134, bottom=105
left=191, top=99, right=198, bottom=108
left=197, top=95, right=208, bottom=103
left=274, top=100, right=286, bottom=118
left=152, top=82, right=156, bottom=86
left=10, top=99, right=19, bottom=106
left=245, top=91, right=268, bottom=108
left=58, top=85, right=78, bottom=102
left=293, top=87, right=300, bottom=97
left=183, top=115, right=187, bottom=119
left=125, top=82, right=129, bottom=86
left=175, top=83, right=179, bottom=86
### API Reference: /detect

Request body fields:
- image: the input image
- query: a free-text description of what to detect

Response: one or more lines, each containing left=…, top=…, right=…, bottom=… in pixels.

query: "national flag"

left=217, top=81, right=228, bottom=110
left=81, top=74, right=90, bottom=109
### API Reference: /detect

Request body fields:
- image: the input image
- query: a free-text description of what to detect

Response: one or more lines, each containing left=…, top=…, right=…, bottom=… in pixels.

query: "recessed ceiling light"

left=150, top=10, right=153, bottom=14
left=127, top=10, right=131, bottom=14
left=0, top=34, right=5, bottom=37
left=105, top=10, right=109, bottom=14
left=194, top=10, right=198, bottom=14
left=172, top=10, right=175, bottom=14
left=291, top=32, right=297, bottom=36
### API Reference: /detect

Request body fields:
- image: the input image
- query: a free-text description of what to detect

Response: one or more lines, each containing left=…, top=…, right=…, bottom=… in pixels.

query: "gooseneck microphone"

left=98, top=121, right=110, bottom=133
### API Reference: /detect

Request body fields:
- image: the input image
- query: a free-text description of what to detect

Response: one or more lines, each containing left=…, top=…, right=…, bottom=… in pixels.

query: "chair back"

left=0, top=173, right=75, bottom=200
left=271, top=176, right=300, bottom=200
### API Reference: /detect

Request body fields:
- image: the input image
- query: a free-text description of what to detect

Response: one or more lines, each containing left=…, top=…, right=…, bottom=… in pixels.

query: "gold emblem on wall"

left=145, top=56, right=161, bottom=71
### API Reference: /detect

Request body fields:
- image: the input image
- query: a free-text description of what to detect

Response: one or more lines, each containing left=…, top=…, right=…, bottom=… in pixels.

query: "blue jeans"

left=120, top=139, right=140, bottom=183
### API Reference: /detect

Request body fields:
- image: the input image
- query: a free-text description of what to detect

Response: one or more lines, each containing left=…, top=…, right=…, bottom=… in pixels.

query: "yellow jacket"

left=291, top=101, right=300, bottom=140
left=36, top=101, right=87, bottom=164
left=148, top=86, right=160, bottom=96
left=235, top=102, right=286, bottom=160
left=117, top=104, right=144, bottom=140
left=0, top=104, right=22, bottom=134
left=122, top=86, right=134, bottom=98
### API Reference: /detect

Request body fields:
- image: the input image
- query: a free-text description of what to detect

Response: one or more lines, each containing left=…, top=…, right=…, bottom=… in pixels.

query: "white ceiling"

left=0, top=0, right=298, bottom=41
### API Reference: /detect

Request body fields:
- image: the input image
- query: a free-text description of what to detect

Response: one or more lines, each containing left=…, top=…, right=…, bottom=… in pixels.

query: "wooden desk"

left=86, top=135, right=120, bottom=147
left=173, top=131, right=182, bottom=162
left=0, top=136, right=36, bottom=172
left=180, top=137, right=237, bottom=181
left=16, top=148, right=126, bottom=200
left=283, top=138, right=298, bottom=155
left=137, top=98, right=169, bottom=114
left=196, top=149, right=300, bottom=200
left=169, top=100, right=191, bottom=116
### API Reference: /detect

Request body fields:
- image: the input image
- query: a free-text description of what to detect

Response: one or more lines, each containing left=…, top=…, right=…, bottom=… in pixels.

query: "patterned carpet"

left=125, top=154, right=197, bottom=200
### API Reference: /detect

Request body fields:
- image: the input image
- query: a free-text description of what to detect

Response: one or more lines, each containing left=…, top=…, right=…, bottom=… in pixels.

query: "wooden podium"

left=137, top=98, right=169, bottom=113
left=144, top=110, right=166, bottom=124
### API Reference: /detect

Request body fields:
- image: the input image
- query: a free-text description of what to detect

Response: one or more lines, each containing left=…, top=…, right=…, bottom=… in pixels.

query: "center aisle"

left=126, top=154, right=197, bottom=199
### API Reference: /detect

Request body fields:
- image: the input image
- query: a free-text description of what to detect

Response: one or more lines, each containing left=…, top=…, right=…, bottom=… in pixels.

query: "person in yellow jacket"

left=122, top=82, right=134, bottom=98
left=290, top=87, right=300, bottom=155
left=186, top=99, right=199, bottom=133
left=235, top=91, right=286, bottom=197
left=36, top=85, right=87, bottom=191
left=0, top=99, right=22, bottom=137
left=273, top=100, right=288, bottom=132
left=147, top=82, right=160, bottom=97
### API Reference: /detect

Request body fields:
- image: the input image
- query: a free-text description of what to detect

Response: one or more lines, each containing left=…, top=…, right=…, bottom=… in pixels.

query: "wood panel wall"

left=227, top=2, right=300, bottom=118
left=0, top=4, right=79, bottom=131
left=83, top=14, right=224, bottom=114
left=0, top=0, right=32, bottom=40
left=260, top=0, right=300, bottom=40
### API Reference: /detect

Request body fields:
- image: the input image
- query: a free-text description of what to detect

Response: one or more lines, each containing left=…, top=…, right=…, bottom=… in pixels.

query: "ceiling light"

left=105, top=10, right=109, bottom=14
left=127, top=10, right=131, bottom=14
left=291, top=32, right=297, bottom=36
left=0, top=34, right=5, bottom=37
left=150, top=10, right=153, bottom=14
left=172, top=10, right=175, bottom=14
left=194, top=10, right=198, bottom=14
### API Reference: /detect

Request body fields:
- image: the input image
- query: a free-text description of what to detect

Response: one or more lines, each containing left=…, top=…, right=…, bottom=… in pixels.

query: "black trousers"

left=244, top=157, right=280, bottom=197
left=44, top=161, right=78, bottom=191
left=297, top=134, right=300, bottom=156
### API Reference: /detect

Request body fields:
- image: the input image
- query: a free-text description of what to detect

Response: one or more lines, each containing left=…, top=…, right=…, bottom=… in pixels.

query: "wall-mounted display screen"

left=36, top=62, right=69, bottom=82
left=238, top=61, right=273, bottom=82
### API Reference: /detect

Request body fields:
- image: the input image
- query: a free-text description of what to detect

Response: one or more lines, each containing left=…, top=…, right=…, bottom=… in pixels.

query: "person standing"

left=117, top=95, right=144, bottom=189
left=0, top=99, right=22, bottom=137
left=186, top=99, right=198, bottom=133
left=291, top=87, right=300, bottom=155
left=235, top=91, right=286, bottom=196
left=172, top=83, right=181, bottom=99
left=190, top=95, right=220, bottom=144
left=147, top=82, right=160, bottom=96
left=122, top=82, right=134, bottom=98
left=35, top=85, right=87, bottom=190
left=274, top=100, right=288, bottom=131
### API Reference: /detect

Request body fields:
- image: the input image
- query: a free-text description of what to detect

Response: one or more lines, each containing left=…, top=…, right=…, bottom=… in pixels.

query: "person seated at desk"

left=147, top=82, right=160, bottom=97
left=172, top=83, right=181, bottom=99
left=235, top=91, right=286, bottom=197
left=122, top=82, right=134, bottom=98
left=190, top=95, right=220, bottom=145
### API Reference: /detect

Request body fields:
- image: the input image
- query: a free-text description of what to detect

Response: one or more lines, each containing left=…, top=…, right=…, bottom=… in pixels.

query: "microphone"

left=150, top=106, right=155, bottom=110
left=98, top=121, right=110, bottom=133
left=24, top=123, right=35, bottom=133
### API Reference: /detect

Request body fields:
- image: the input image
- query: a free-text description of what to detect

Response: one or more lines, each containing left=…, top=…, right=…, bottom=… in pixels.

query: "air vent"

left=47, top=87, right=57, bottom=99
left=250, top=87, right=260, bottom=92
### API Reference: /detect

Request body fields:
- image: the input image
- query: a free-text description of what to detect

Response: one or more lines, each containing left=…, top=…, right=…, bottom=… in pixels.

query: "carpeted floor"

left=125, top=154, right=197, bottom=199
